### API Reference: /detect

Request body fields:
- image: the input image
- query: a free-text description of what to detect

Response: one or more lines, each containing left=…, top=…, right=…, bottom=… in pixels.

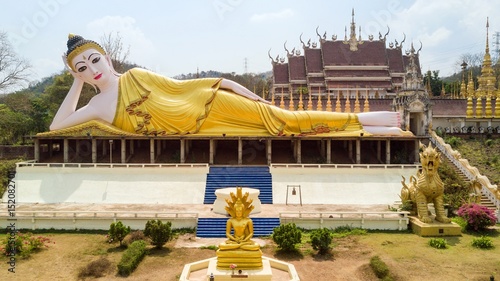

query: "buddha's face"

left=71, top=48, right=112, bottom=86
left=235, top=206, right=243, bottom=218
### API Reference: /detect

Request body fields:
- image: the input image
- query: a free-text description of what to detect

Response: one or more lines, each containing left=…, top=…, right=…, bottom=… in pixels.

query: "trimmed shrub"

left=144, top=220, right=173, bottom=249
left=428, top=238, right=448, bottom=249
left=310, top=228, right=333, bottom=255
left=109, top=221, right=131, bottom=246
left=471, top=236, right=494, bottom=249
left=78, top=256, right=112, bottom=279
left=272, top=223, right=302, bottom=252
left=369, top=255, right=389, bottom=279
left=117, top=240, right=147, bottom=276
left=457, top=203, right=497, bottom=231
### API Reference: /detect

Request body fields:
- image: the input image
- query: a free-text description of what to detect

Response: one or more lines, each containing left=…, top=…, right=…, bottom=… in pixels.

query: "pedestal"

left=207, top=259, right=272, bottom=281
left=409, top=217, right=462, bottom=237
left=213, top=188, right=262, bottom=215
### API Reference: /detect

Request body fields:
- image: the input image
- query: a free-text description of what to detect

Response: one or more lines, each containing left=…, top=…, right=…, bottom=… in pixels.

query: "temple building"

left=270, top=10, right=420, bottom=100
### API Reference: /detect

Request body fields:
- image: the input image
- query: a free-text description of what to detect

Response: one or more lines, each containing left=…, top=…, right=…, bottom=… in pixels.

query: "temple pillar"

left=385, top=140, right=391, bottom=164
left=266, top=139, right=272, bottom=165
left=121, top=138, right=126, bottom=163
left=180, top=139, right=186, bottom=164
left=209, top=139, right=215, bottom=165
left=238, top=138, right=243, bottom=165
left=185, top=139, right=190, bottom=155
left=348, top=140, right=353, bottom=162
left=356, top=139, right=361, bottom=164
left=92, top=138, right=97, bottom=163
left=34, top=138, right=40, bottom=163
left=150, top=138, right=155, bottom=163
left=326, top=139, right=331, bottom=164
left=414, top=140, right=420, bottom=164
left=296, top=139, right=301, bottom=164
left=129, top=140, right=134, bottom=155
left=63, top=138, right=69, bottom=163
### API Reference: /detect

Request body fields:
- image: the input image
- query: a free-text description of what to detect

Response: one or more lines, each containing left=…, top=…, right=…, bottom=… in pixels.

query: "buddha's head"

left=234, top=201, right=244, bottom=218
left=66, top=34, right=106, bottom=72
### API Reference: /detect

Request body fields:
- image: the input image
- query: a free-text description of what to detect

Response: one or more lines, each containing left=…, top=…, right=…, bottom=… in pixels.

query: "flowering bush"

left=1, top=232, right=52, bottom=258
left=457, top=203, right=497, bottom=231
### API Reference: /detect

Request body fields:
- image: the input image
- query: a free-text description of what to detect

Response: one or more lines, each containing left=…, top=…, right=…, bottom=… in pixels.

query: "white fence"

left=1, top=211, right=199, bottom=231
left=279, top=211, right=410, bottom=231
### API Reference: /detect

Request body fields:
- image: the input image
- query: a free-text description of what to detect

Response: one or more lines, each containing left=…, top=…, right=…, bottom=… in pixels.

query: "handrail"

left=271, top=163, right=420, bottom=169
left=3, top=210, right=199, bottom=219
left=429, top=131, right=500, bottom=210
left=16, top=162, right=209, bottom=169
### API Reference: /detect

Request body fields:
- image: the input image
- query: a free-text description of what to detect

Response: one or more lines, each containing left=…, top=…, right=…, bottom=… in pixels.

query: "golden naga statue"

left=216, top=187, right=262, bottom=269
left=401, top=143, right=451, bottom=224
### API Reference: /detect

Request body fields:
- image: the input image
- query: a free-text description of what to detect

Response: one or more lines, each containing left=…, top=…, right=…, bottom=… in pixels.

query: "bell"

left=292, top=187, right=296, bottom=195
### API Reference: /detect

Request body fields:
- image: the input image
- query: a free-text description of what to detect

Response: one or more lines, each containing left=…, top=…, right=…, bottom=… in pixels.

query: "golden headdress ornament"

left=65, top=33, right=106, bottom=72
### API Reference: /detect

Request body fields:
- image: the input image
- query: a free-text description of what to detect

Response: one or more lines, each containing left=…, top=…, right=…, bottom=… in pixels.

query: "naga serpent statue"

left=401, top=142, right=451, bottom=223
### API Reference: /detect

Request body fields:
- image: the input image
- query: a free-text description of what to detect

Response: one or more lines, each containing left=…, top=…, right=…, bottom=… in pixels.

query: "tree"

left=100, top=32, right=130, bottom=74
left=144, top=220, right=172, bottom=249
left=0, top=31, right=31, bottom=94
left=108, top=221, right=131, bottom=247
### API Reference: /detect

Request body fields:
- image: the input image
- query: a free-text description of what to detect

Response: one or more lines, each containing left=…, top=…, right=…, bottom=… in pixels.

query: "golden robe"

left=113, top=68, right=366, bottom=136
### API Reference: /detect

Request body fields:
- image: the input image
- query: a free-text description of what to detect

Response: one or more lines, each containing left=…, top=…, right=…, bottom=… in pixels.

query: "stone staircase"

left=439, top=142, right=497, bottom=211
left=196, top=217, right=280, bottom=238
left=203, top=166, right=273, bottom=204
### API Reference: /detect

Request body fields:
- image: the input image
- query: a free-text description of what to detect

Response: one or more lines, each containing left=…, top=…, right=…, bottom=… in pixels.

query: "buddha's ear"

left=105, top=54, right=122, bottom=76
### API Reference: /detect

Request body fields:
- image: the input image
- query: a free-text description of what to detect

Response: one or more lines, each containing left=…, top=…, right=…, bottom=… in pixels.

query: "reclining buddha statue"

left=49, top=34, right=411, bottom=137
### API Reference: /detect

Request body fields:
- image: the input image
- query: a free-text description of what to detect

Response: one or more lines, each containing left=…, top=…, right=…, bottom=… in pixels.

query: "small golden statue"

left=216, top=187, right=263, bottom=269
left=401, top=143, right=451, bottom=224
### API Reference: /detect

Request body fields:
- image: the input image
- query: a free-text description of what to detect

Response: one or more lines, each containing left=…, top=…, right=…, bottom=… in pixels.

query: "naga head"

left=419, top=142, right=441, bottom=176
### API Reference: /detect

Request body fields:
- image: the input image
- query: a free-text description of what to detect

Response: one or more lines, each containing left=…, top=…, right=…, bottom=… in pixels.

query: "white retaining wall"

left=4, top=165, right=210, bottom=204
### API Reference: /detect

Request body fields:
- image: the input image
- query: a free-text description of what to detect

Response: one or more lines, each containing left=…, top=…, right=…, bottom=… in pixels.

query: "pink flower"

left=229, top=264, right=237, bottom=270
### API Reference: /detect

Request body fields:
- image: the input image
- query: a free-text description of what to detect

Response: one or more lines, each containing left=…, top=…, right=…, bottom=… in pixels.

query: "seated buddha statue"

left=49, top=34, right=411, bottom=138
left=216, top=187, right=262, bottom=269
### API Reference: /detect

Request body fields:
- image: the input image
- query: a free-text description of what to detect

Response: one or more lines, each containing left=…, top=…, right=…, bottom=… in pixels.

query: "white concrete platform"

left=4, top=163, right=418, bottom=206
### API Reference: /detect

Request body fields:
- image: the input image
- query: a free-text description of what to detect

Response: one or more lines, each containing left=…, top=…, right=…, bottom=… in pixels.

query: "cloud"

left=417, top=27, right=452, bottom=48
left=85, top=16, right=155, bottom=67
left=250, top=9, right=294, bottom=23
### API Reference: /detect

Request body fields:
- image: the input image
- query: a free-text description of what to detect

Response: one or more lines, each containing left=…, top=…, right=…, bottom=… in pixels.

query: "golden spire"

left=475, top=17, right=497, bottom=100
left=326, top=91, right=332, bottom=112
left=354, top=89, right=360, bottom=113
left=279, top=87, right=285, bottom=109
left=317, top=87, right=322, bottom=111
left=335, top=91, right=342, bottom=112
left=363, top=90, right=370, bottom=112
left=288, top=88, right=295, bottom=111
left=307, top=88, right=313, bottom=111
left=297, top=88, right=304, bottom=110
left=467, top=69, right=475, bottom=98
left=344, top=90, right=351, bottom=112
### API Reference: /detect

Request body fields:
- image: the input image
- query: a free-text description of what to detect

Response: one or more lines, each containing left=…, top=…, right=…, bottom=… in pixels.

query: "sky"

left=1, top=0, right=499, bottom=87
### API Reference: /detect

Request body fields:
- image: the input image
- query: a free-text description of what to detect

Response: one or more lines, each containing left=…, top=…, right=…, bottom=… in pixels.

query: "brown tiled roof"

left=288, top=56, right=306, bottom=80
left=432, top=99, right=467, bottom=116
left=273, top=63, right=289, bottom=84
left=322, top=41, right=387, bottom=65
left=307, top=76, right=325, bottom=83
left=402, top=54, right=422, bottom=74
left=387, top=48, right=404, bottom=72
left=304, top=48, right=323, bottom=73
